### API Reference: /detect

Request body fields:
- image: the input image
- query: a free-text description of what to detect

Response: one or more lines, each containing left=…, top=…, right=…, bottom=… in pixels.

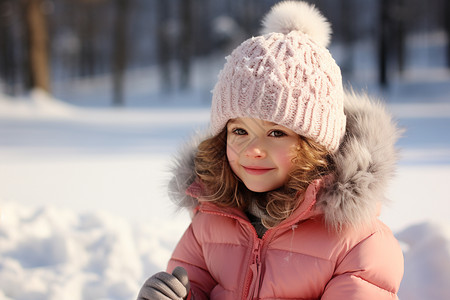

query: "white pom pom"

left=261, top=1, right=332, bottom=47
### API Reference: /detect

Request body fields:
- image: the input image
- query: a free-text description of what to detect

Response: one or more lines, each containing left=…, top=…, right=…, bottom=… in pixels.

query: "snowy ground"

left=1, top=40, right=450, bottom=299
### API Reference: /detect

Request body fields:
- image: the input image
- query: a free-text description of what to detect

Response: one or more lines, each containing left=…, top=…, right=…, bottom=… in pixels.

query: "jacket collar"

left=185, top=177, right=325, bottom=229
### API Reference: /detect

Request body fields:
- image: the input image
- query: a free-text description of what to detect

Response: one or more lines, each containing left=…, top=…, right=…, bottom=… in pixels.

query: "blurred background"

left=0, top=0, right=449, bottom=105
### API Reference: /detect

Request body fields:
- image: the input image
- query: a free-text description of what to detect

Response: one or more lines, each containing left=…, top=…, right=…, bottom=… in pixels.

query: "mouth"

left=242, top=166, right=274, bottom=175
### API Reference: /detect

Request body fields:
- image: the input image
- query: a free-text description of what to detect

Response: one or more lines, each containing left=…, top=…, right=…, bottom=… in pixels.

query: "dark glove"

left=137, top=266, right=191, bottom=300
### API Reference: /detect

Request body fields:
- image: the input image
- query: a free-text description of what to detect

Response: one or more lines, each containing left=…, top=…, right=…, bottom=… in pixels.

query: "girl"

left=138, top=1, right=404, bottom=299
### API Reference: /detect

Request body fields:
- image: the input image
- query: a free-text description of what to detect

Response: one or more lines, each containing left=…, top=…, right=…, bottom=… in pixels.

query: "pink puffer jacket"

left=166, top=92, right=404, bottom=299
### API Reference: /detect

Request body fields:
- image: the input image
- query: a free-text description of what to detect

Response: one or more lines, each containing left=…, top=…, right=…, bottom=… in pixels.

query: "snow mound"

left=0, top=89, right=76, bottom=118
left=397, top=222, right=450, bottom=300
left=0, top=201, right=180, bottom=300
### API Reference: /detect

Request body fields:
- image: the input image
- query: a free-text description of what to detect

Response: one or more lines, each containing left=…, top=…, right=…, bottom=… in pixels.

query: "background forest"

left=1, top=0, right=450, bottom=105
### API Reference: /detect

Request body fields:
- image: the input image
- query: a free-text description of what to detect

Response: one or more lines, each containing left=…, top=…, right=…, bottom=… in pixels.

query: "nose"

left=244, top=138, right=266, bottom=158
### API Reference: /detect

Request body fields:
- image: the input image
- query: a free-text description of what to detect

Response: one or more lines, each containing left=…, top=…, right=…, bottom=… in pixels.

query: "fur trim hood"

left=168, top=91, right=401, bottom=230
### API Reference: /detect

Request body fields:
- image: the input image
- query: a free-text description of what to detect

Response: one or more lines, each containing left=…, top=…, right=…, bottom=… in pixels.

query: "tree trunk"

left=445, top=0, right=450, bottom=68
left=179, top=0, right=192, bottom=90
left=157, top=0, right=171, bottom=91
left=21, top=0, right=50, bottom=93
left=340, top=0, right=355, bottom=77
left=378, top=0, right=389, bottom=87
left=241, top=0, right=257, bottom=35
left=112, top=0, right=130, bottom=106
left=0, top=0, right=17, bottom=94
left=394, top=0, right=405, bottom=74
left=78, top=2, right=96, bottom=77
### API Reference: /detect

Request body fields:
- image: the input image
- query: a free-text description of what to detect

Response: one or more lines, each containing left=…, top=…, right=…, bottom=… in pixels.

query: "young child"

left=138, top=1, right=404, bottom=299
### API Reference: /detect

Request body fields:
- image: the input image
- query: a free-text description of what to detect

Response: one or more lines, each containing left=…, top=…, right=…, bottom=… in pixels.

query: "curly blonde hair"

left=194, top=127, right=334, bottom=228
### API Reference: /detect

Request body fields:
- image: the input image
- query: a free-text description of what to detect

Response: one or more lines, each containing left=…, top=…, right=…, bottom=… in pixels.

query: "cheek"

left=274, top=147, right=297, bottom=170
left=226, top=135, right=246, bottom=163
left=226, top=143, right=239, bottom=169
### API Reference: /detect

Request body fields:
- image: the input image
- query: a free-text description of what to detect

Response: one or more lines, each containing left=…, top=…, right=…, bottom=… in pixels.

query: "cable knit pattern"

left=210, top=2, right=345, bottom=152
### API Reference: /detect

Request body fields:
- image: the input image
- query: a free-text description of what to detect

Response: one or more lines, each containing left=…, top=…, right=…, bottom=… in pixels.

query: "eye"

left=231, top=128, right=248, bottom=135
left=269, top=130, right=287, bottom=138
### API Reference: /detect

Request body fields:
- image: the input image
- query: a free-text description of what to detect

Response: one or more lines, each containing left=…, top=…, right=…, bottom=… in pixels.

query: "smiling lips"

left=242, top=166, right=275, bottom=175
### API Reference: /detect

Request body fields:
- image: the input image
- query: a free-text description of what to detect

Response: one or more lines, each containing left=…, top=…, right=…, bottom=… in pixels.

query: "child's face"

left=226, top=117, right=300, bottom=193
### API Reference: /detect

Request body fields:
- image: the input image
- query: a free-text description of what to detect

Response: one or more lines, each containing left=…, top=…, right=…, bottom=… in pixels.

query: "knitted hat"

left=210, top=1, right=346, bottom=153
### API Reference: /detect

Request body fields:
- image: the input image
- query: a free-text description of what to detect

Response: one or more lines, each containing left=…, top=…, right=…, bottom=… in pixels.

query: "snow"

left=397, top=222, right=450, bottom=300
left=1, top=42, right=450, bottom=299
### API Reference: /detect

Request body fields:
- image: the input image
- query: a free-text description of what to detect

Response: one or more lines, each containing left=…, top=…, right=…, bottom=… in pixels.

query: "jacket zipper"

left=199, top=207, right=272, bottom=300
left=242, top=238, right=263, bottom=300
left=198, top=198, right=316, bottom=299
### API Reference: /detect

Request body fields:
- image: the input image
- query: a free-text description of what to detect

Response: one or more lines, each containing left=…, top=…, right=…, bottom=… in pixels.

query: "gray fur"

left=167, top=91, right=402, bottom=230
left=167, top=131, right=209, bottom=211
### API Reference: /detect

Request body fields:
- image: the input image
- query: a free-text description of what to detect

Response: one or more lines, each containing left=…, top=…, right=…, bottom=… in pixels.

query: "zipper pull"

left=253, top=239, right=262, bottom=264
left=245, top=239, right=264, bottom=300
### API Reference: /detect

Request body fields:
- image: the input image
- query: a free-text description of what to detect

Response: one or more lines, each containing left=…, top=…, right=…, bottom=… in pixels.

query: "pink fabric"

left=167, top=180, right=404, bottom=299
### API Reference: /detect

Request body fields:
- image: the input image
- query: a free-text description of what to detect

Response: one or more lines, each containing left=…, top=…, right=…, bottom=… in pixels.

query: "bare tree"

left=178, top=0, right=192, bottom=90
left=20, top=0, right=50, bottom=92
left=112, top=0, right=130, bottom=105
left=378, top=0, right=390, bottom=86
left=242, top=0, right=256, bottom=35
left=339, top=0, right=355, bottom=77
left=77, top=0, right=98, bottom=77
left=391, top=0, right=406, bottom=74
left=445, top=0, right=450, bottom=68
left=0, top=0, right=17, bottom=94
left=156, top=0, right=172, bottom=91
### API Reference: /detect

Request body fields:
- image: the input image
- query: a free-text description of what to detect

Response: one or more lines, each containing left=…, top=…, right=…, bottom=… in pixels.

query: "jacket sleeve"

left=322, top=226, right=404, bottom=300
left=167, top=218, right=217, bottom=300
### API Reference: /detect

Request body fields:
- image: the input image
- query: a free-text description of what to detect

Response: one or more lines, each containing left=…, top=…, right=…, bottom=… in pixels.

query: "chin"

left=245, top=183, right=280, bottom=193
